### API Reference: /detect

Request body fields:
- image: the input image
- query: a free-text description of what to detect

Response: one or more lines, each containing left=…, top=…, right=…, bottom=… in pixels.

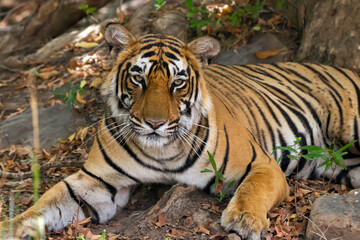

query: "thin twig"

left=300, top=213, right=327, bottom=240
left=0, top=160, right=85, bottom=180
left=295, top=180, right=318, bottom=192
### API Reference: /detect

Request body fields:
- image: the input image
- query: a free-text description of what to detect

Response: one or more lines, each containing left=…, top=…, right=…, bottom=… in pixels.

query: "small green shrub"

left=154, top=0, right=167, bottom=10
left=272, top=137, right=356, bottom=177
left=201, top=151, right=236, bottom=201
left=53, top=80, right=86, bottom=108
left=185, top=0, right=264, bottom=36
left=78, top=4, right=97, bottom=15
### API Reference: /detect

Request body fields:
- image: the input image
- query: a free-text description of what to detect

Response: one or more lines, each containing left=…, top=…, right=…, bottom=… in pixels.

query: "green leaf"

left=288, top=155, right=298, bottom=160
left=333, top=151, right=344, bottom=163
left=207, top=151, right=217, bottom=172
left=80, top=80, right=87, bottom=89
left=185, top=0, right=193, bottom=10
left=186, top=12, right=195, bottom=18
left=294, top=137, right=302, bottom=145
left=99, top=229, right=106, bottom=240
left=76, top=235, right=85, bottom=240
left=317, top=161, right=327, bottom=168
left=276, top=155, right=283, bottom=165
left=227, top=180, right=236, bottom=188
left=303, top=153, right=327, bottom=159
left=277, top=1, right=285, bottom=7
left=274, top=146, right=297, bottom=153
left=253, top=25, right=260, bottom=31
left=219, top=192, right=226, bottom=202
left=302, top=155, right=316, bottom=161
left=78, top=4, right=88, bottom=10
left=337, top=140, right=356, bottom=153
left=299, top=145, right=325, bottom=151
left=86, top=7, right=97, bottom=14
left=201, top=169, right=214, bottom=173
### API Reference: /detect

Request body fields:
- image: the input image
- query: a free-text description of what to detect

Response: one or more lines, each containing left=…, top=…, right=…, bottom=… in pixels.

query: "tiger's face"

left=102, top=23, right=220, bottom=148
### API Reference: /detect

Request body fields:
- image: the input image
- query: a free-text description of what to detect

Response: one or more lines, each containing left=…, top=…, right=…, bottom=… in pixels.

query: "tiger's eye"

left=173, top=79, right=183, bottom=85
left=134, top=75, right=143, bottom=82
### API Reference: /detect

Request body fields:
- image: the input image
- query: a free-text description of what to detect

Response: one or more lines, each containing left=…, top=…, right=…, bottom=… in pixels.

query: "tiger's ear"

left=188, top=36, right=220, bottom=67
left=104, top=22, right=136, bottom=60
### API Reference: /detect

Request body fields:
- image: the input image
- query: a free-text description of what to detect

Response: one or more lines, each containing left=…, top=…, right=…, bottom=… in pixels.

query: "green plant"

left=78, top=4, right=97, bottom=15
left=99, top=229, right=106, bottom=240
left=272, top=137, right=356, bottom=178
left=185, top=0, right=264, bottom=36
left=185, top=0, right=214, bottom=34
left=76, top=235, right=85, bottom=240
left=154, top=0, right=166, bottom=10
left=276, top=0, right=285, bottom=7
left=201, top=151, right=236, bottom=201
left=53, top=80, right=86, bottom=108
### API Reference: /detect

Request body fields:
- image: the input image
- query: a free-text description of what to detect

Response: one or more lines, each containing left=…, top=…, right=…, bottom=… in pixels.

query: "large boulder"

left=306, top=189, right=360, bottom=239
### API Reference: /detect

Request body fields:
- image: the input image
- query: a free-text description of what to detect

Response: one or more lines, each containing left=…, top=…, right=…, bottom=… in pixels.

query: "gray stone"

left=0, top=104, right=86, bottom=149
left=152, top=12, right=187, bottom=41
left=227, top=233, right=242, bottom=240
left=306, top=189, right=360, bottom=240
left=213, top=32, right=287, bottom=66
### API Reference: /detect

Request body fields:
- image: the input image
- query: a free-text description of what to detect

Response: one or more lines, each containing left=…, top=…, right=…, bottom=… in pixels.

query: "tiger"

left=1, top=22, right=360, bottom=240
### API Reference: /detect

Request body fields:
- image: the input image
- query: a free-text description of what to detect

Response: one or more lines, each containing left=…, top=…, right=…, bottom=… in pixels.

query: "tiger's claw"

left=221, top=207, right=268, bottom=240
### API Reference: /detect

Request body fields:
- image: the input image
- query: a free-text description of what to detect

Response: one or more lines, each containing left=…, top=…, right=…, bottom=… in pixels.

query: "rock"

left=152, top=12, right=187, bottom=41
left=0, top=104, right=86, bottom=149
left=97, top=183, right=228, bottom=239
left=306, top=189, right=360, bottom=240
left=213, top=32, right=287, bottom=66
left=227, top=233, right=242, bottom=240
left=295, top=0, right=360, bottom=72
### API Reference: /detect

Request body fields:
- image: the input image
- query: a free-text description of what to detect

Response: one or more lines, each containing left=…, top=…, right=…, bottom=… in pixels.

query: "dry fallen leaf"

left=75, top=41, right=99, bottom=48
left=38, top=70, right=59, bottom=80
left=76, top=92, right=86, bottom=106
left=197, top=226, right=210, bottom=235
left=118, top=10, right=126, bottom=24
left=255, top=49, right=281, bottom=59
left=68, top=132, right=76, bottom=142
left=152, top=213, right=167, bottom=227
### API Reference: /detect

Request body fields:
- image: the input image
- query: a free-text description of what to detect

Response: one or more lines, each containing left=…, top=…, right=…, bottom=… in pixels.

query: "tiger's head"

left=102, top=23, right=220, bottom=148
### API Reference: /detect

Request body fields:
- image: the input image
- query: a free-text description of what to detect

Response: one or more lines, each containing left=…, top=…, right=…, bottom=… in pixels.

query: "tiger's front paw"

left=221, top=205, right=268, bottom=240
left=0, top=217, right=42, bottom=238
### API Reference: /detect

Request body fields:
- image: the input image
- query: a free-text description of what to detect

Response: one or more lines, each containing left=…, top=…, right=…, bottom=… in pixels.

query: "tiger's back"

left=206, top=62, right=360, bottom=186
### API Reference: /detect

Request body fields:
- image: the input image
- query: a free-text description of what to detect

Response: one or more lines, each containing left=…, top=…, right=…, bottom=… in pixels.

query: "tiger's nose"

left=145, top=119, right=166, bottom=129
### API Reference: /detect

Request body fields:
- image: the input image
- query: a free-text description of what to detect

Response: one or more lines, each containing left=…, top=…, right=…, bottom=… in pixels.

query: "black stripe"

left=278, top=131, right=290, bottom=172
left=64, top=181, right=100, bottom=224
left=164, top=52, right=179, bottom=61
left=81, top=166, right=117, bottom=203
left=328, top=90, right=344, bottom=126
left=354, top=116, right=360, bottom=152
left=237, top=141, right=257, bottom=187
left=96, top=134, right=140, bottom=183
left=141, top=51, right=156, bottom=58
left=302, top=64, right=343, bottom=101
left=115, top=62, right=124, bottom=97
left=334, top=67, right=360, bottom=115
left=220, top=126, right=230, bottom=176
left=336, top=170, right=353, bottom=188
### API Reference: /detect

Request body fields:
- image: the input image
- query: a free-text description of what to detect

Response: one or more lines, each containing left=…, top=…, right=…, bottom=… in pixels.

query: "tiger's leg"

left=0, top=170, right=133, bottom=237
left=221, top=159, right=288, bottom=239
